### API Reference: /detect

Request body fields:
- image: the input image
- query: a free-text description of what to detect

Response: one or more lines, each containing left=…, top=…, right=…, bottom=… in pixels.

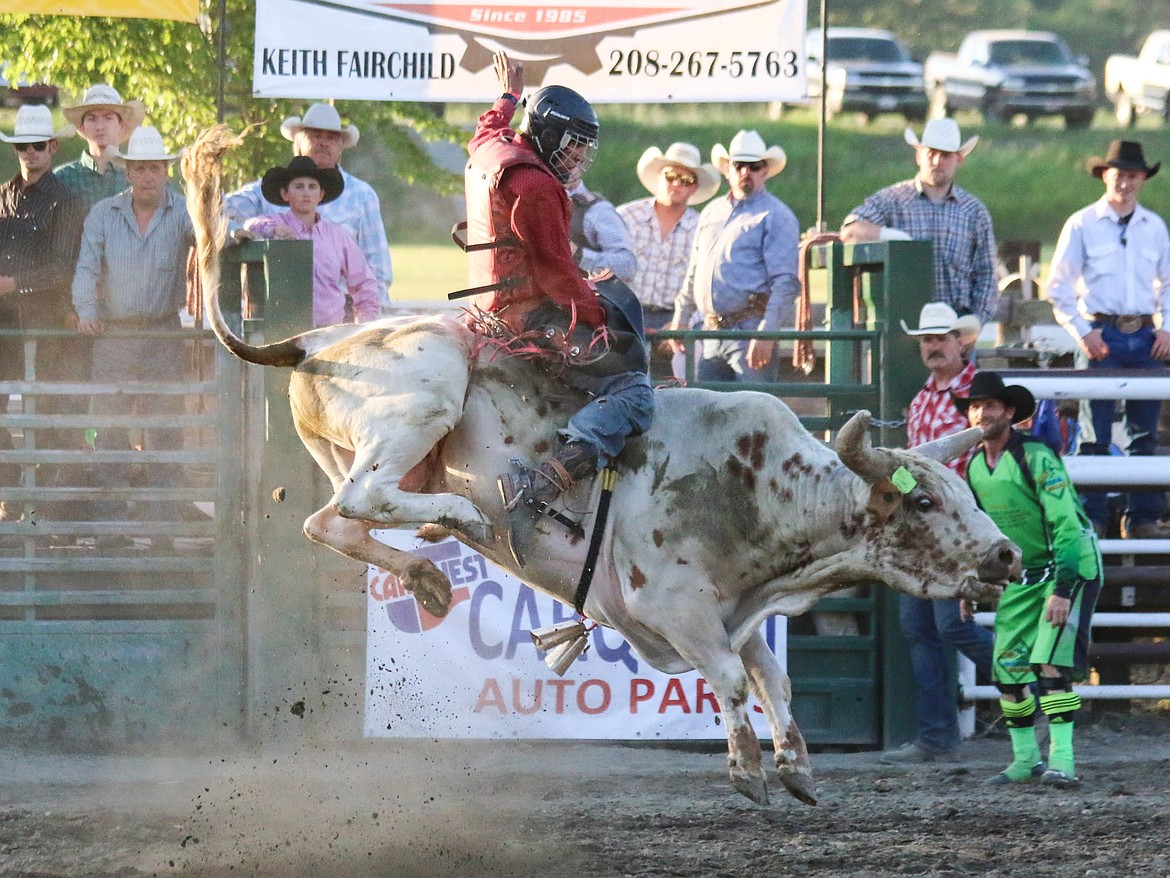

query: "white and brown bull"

left=185, top=127, right=1018, bottom=806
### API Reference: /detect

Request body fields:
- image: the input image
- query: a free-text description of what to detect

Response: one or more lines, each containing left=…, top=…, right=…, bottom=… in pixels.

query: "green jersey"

left=967, top=433, right=1099, bottom=598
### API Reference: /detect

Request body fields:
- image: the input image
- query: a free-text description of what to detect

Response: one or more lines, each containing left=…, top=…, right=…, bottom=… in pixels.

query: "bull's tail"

left=182, top=125, right=306, bottom=368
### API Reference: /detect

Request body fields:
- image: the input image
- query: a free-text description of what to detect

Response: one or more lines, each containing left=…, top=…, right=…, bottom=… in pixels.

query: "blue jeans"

left=898, top=594, right=995, bottom=753
left=560, top=370, right=655, bottom=465
left=698, top=322, right=781, bottom=384
left=1079, top=322, right=1166, bottom=528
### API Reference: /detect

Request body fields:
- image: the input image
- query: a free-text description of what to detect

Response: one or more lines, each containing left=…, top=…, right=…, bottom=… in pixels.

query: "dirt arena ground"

left=2, top=710, right=1169, bottom=878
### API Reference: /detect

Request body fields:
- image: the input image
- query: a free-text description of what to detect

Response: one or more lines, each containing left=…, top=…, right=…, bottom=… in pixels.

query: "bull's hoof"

left=433, top=516, right=494, bottom=549
left=401, top=561, right=453, bottom=618
left=777, top=767, right=818, bottom=806
left=729, top=767, right=769, bottom=805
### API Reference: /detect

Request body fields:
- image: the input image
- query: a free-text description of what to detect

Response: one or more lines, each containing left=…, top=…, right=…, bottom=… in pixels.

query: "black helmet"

left=518, top=85, right=599, bottom=185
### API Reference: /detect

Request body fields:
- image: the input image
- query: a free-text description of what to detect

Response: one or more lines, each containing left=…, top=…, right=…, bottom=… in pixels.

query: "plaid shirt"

left=53, top=151, right=130, bottom=209
left=845, top=179, right=997, bottom=323
left=616, top=196, right=698, bottom=311
left=906, top=360, right=976, bottom=477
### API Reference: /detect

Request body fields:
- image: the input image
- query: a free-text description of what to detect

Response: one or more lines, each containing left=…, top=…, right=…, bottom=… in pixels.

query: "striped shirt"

left=906, top=360, right=976, bottom=478
left=565, top=183, right=637, bottom=282
left=53, top=151, right=130, bottom=209
left=616, top=196, right=698, bottom=312
left=844, top=179, right=998, bottom=323
left=72, top=189, right=195, bottom=323
left=225, top=166, right=393, bottom=308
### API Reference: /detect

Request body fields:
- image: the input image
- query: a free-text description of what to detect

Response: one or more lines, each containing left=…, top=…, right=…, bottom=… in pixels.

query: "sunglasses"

left=663, top=170, right=698, bottom=186
left=732, top=159, right=767, bottom=173
left=14, top=141, right=50, bottom=153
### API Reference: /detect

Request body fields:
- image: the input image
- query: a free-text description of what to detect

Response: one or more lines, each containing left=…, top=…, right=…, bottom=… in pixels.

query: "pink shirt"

left=244, top=212, right=382, bottom=327
left=906, top=360, right=976, bottom=478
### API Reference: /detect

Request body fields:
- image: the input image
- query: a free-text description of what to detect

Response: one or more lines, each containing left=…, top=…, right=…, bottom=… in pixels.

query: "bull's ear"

left=836, top=410, right=894, bottom=483
left=866, top=479, right=902, bottom=521
left=914, top=426, right=984, bottom=464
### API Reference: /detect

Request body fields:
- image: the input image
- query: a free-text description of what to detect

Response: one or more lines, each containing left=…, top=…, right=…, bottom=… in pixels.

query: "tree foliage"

left=0, top=1, right=464, bottom=193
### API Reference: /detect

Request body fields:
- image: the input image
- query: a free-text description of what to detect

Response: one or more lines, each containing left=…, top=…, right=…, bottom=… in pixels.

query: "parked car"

left=0, top=65, right=59, bottom=108
left=806, top=27, right=928, bottom=123
left=924, top=30, right=1097, bottom=128
left=1105, top=31, right=1170, bottom=127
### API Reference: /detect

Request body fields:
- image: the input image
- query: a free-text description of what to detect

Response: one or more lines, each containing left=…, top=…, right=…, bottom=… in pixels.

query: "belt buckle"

left=1116, top=315, right=1143, bottom=333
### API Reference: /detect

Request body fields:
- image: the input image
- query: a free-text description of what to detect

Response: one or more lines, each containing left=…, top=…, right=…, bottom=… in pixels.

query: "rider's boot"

left=498, top=441, right=599, bottom=566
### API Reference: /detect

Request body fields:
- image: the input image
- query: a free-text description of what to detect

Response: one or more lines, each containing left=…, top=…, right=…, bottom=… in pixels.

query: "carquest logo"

left=370, top=540, right=471, bottom=634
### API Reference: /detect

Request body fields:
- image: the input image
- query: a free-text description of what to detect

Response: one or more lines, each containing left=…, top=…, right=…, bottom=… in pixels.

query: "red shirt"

left=906, top=360, right=976, bottom=477
left=468, top=99, right=604, bottom=327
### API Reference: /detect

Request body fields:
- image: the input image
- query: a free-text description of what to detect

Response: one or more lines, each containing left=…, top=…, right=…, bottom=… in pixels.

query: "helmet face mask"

left=519, top=85, right=599, bottom=185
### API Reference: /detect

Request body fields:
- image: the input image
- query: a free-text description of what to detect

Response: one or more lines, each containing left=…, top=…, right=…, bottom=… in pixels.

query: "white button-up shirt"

left=1046, top=196, right=1170, bottom=340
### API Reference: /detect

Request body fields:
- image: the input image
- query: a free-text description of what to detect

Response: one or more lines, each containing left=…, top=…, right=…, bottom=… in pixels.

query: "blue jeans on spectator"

left=698, top=320, right=781, bottom=384
left=898, top=594, right=995, bottom=754
left=1078, top=321, right=1166, bottom=529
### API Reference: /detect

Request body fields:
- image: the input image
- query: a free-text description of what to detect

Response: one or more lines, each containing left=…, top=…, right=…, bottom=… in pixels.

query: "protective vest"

left=464, top=134, right=550, bottom=313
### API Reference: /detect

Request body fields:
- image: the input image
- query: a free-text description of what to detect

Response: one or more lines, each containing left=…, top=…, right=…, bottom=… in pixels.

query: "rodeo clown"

left=956, top=371, right=1102, bottom=787
left=460, top=50, right=654, bottom=563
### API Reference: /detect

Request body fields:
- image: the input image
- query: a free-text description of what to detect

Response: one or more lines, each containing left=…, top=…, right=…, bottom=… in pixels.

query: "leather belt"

left=1090, top=313, right=1154, bottom=333
left=703, top=293, right=768, bottom=331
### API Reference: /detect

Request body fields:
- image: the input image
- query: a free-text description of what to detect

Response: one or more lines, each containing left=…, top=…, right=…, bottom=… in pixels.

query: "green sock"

left=1040, top=690, right=1081, bottom=776
left=1000, top=696, right=1042, bottom=781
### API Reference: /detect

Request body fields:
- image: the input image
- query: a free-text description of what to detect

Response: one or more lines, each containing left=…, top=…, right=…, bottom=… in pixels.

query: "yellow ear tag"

left=891, top=466, right=917, bottom=494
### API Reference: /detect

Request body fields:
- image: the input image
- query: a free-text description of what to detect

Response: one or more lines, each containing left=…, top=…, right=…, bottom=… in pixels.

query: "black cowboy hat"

left=1087, top=140, right=1160, bottom=179
left=260, top=156, right=344, bottom=206
left=952, top=371, right=1036, bottom=424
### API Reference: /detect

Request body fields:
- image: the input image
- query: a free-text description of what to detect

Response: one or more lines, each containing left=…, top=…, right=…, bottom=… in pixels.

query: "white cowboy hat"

left=900, top=302, right=981, bottom=346
left=111, top=126, right=180, bottom=165
left=0, top=104, right=69, bottom=143
left=636, top=142, right=722, bottom=205
left=61, top=83, right=147, bottom=131
left=280, top=103, right=360, bottom=149
left=904, top=118, right=978, bottom=157
left=710, top=130, right=787, bottom=179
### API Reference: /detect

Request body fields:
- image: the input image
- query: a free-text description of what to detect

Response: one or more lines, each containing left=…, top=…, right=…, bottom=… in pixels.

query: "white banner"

left=365, top=531, right=786, bottom=739
left=253, top=0, right=807, bottom=103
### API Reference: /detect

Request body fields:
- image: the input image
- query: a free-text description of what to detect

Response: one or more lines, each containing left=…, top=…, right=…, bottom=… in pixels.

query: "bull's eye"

left=884, top=492, right=897, bottom=504
left=914, top=495, right=935, bottom=512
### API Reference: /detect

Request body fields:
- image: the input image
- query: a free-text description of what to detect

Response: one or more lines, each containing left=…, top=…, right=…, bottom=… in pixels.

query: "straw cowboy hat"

left=111, top=126, right=180, bottom=166
left=1087, top=140, right=1160, bottom=179
left=260, top=156, right=345, bottom=206
left=280, top=104, right=360, bottom=149
left=61, top=83, right=147, bottom=130
left=952, top=371, right=1036, bottom=424
left=900, top=302, right=982, bottom=346
left=904, top=118, right=978, bottom=157
left=0, top=104, right=69, bottom=143
left=710, top=130, right=787, bottom=179
left=636, top=142, right=721, bottom=205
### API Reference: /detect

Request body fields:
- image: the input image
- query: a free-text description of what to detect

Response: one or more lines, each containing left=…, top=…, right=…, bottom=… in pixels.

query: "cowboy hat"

left=900, top=302, right=982, bottom=346
left=1087, top=140, right=1160, bottom=179
left=636, top=142, right=721, bottom=205
left=711, top=130, right=787, bottom=179
left=952, top=371, right=1036, bottom=424
left=280, top=104, right=360, bottom=149
left=110, top=126, right=179, bottom=165
left=904, top=118, right=978, bottom=157
left=61, top=83, right=146, bottom=131
left=260, top=156, right=345, bottom=206
left=0, top=104, right=69, bottom=143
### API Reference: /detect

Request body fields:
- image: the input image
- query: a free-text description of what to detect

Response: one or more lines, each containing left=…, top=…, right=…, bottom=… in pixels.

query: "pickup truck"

left=805, top=27, right=927, bottom=123
left=1104, top=31, right=1170, bottom=126
left=924, top=30, right=1097, bottom=128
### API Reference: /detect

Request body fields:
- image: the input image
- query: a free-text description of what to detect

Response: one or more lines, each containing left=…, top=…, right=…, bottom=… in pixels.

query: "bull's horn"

left=835, top=410, right=891, bottom=482
left=913, top=426, right=985, bottom=464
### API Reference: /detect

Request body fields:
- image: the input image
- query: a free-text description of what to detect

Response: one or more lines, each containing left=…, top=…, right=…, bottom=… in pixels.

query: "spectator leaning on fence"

left=0, top=104, right=86, bottom=519
left=1045, top=140, right=1170, bottom=540
left=71, top=126, right=194, bottom=547
left=54, top=84, right=146, bottom=209
left=225, top=103, right=393, bottom=312
left=841, top=118, right=998, bottom=325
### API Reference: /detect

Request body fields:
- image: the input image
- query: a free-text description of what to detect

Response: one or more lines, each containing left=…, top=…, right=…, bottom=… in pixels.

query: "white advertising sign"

left=253, top=0, right=807, bottom=102
left=365, top=531, right=786, bottom=739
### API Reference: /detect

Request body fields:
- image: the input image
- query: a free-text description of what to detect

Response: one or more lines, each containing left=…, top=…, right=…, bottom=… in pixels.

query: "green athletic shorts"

left=992, top=572, right=1101, bottom=685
